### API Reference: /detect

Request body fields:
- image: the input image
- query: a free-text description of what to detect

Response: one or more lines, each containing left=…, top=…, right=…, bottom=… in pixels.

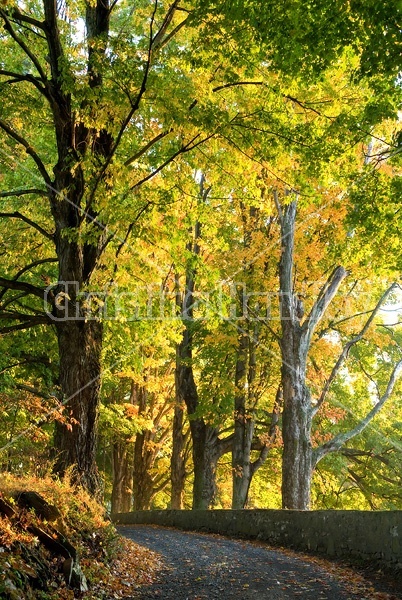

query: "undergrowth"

left=0, top=473, right=161, bottom=599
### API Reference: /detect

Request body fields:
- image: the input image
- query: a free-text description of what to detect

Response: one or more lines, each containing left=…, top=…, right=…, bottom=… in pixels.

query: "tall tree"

left=0, top=0, right=248, bottom=494
left=276, top=193, right=402, bottom=509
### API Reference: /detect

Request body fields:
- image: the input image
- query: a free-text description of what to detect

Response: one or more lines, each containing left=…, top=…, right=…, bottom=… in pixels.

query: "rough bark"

left=176, top=328, right=209, bottom=508
left=232, top=329, right=255, bottom=509
left=45, top=0, right=112, bottom=496
left=170, top=401, right=188, bottom=509
left=111, top=440, right=134, bottom=514
left=175, top=190, right=230, bottom=509
left=131, top=382, right=170, bottom=510
left=277, top=197, right=347, bottom=510
left=53, top=319, right=103, bottom=496
left=231, top=204, right=274, bottom=509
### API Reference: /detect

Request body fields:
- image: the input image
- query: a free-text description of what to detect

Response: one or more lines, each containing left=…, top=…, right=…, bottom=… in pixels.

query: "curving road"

left=118, top=524, right=398, bottom=599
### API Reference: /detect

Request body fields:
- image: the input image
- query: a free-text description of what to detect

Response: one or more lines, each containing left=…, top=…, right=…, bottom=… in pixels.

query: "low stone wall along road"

left=118, top=525, right=402, bottom=599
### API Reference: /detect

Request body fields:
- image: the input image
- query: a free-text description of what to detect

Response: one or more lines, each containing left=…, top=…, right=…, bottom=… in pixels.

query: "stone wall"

left=113, top=509, right=402, bottom=573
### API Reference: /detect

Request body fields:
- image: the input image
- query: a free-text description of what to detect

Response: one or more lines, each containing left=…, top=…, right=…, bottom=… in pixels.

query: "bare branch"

left=313, top=359, right=402, bottom=466
left=0, top=310, right=48, bottom=321
left=15, top=383, right=55, bottom=400
left=0, top=211, right=53, bottom=240
left=251, top=386, right=281, bottom=475
left=0, top=120, right=52, bottom=185
left=9, top=9, right=45, bottom=31
left=302, top=266, right=348, bottom=344
left=278, top=200, right=296, bottom=322
left=317, top=309, right=374, bottom=338
left=312, top=282, right=398, bottom=417
left=213, top=81, right=264, bottom=93
left=130, top=133, right=214, bottom=190
left=43, top=1, right=65, bottom=85
left=152, top=0, right=180, bottom=49
left=115, top=202, right=153, bottom=259
left=109, top=0, right=119, bottom=13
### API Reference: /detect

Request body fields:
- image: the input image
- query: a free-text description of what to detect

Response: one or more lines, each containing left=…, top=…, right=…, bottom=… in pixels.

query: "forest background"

left=0, top=0, right=402, bottom=514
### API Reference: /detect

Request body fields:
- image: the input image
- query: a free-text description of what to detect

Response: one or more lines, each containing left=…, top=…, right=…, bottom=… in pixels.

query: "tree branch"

left=0, top=9, right=47, bottom=81
left=302, top=266, right=348, bottom=344
left=0, top=70, right=47, bottom=95
left=0, top=277, right=47, bottom=300
left=86, top=0, right=159, bottom=210
left=124, top=129, right=172, bottom=167
left=0, top=189, right=48, bottom=199
left=11, top=258, right=57, bottom=282
left=313, top=358, right=402, bottom=467
left=152, top=0, right=180, bottom=49
left=130, top=133, right=214, bottom=190
left=9, top=8, right=46, bottom=31
left=153, top=15, right=189, bottom=50
left=0, top=211, right=53, bottom=240
left=277, top=199, right=296, bottom=322
left=0, top=315, right=50, bottom=334
left=251, top=386, right=281, bottom=475
left=213, top=81, right=264, bottom=93
left=0, top=120, right=52, bottom=185
left=312, top=282, right=398, bottom=417
left=15, top=383, right=55, bottom=400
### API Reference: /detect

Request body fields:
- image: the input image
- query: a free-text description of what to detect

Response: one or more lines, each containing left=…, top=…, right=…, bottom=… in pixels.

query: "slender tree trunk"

left=131, top=382, right=170, bottom=510
left=231, top=204, right=271, bottom=509
left=133, top=428, right=156, bottom=510
left=111, top=441, right=133, bottom=513
left=132, top=384, right=155, bottom=510
left=170, top=403, right=187, bottom=509
left=203, top=426, right=222, bottom=508
left=232, top=330, right=254, bottom=509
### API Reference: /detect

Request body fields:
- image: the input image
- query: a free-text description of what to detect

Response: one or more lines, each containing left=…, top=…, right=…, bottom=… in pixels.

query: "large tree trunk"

left=278, top=199, right=314, bottom=510
left=53, top=319, right=103, bottom=496
left=280, top=342, right=313, bottom=510
left=43, top=1, right=112, bottom=496
left=277, top=196, right=347, bottom=509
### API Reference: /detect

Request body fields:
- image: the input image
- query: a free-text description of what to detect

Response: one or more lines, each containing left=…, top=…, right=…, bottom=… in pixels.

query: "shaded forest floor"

left=118, top=524, right=402, bottom=600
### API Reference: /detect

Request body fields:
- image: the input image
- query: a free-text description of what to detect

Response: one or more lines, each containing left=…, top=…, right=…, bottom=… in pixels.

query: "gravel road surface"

left=118, top=524, right=401, bottom=599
